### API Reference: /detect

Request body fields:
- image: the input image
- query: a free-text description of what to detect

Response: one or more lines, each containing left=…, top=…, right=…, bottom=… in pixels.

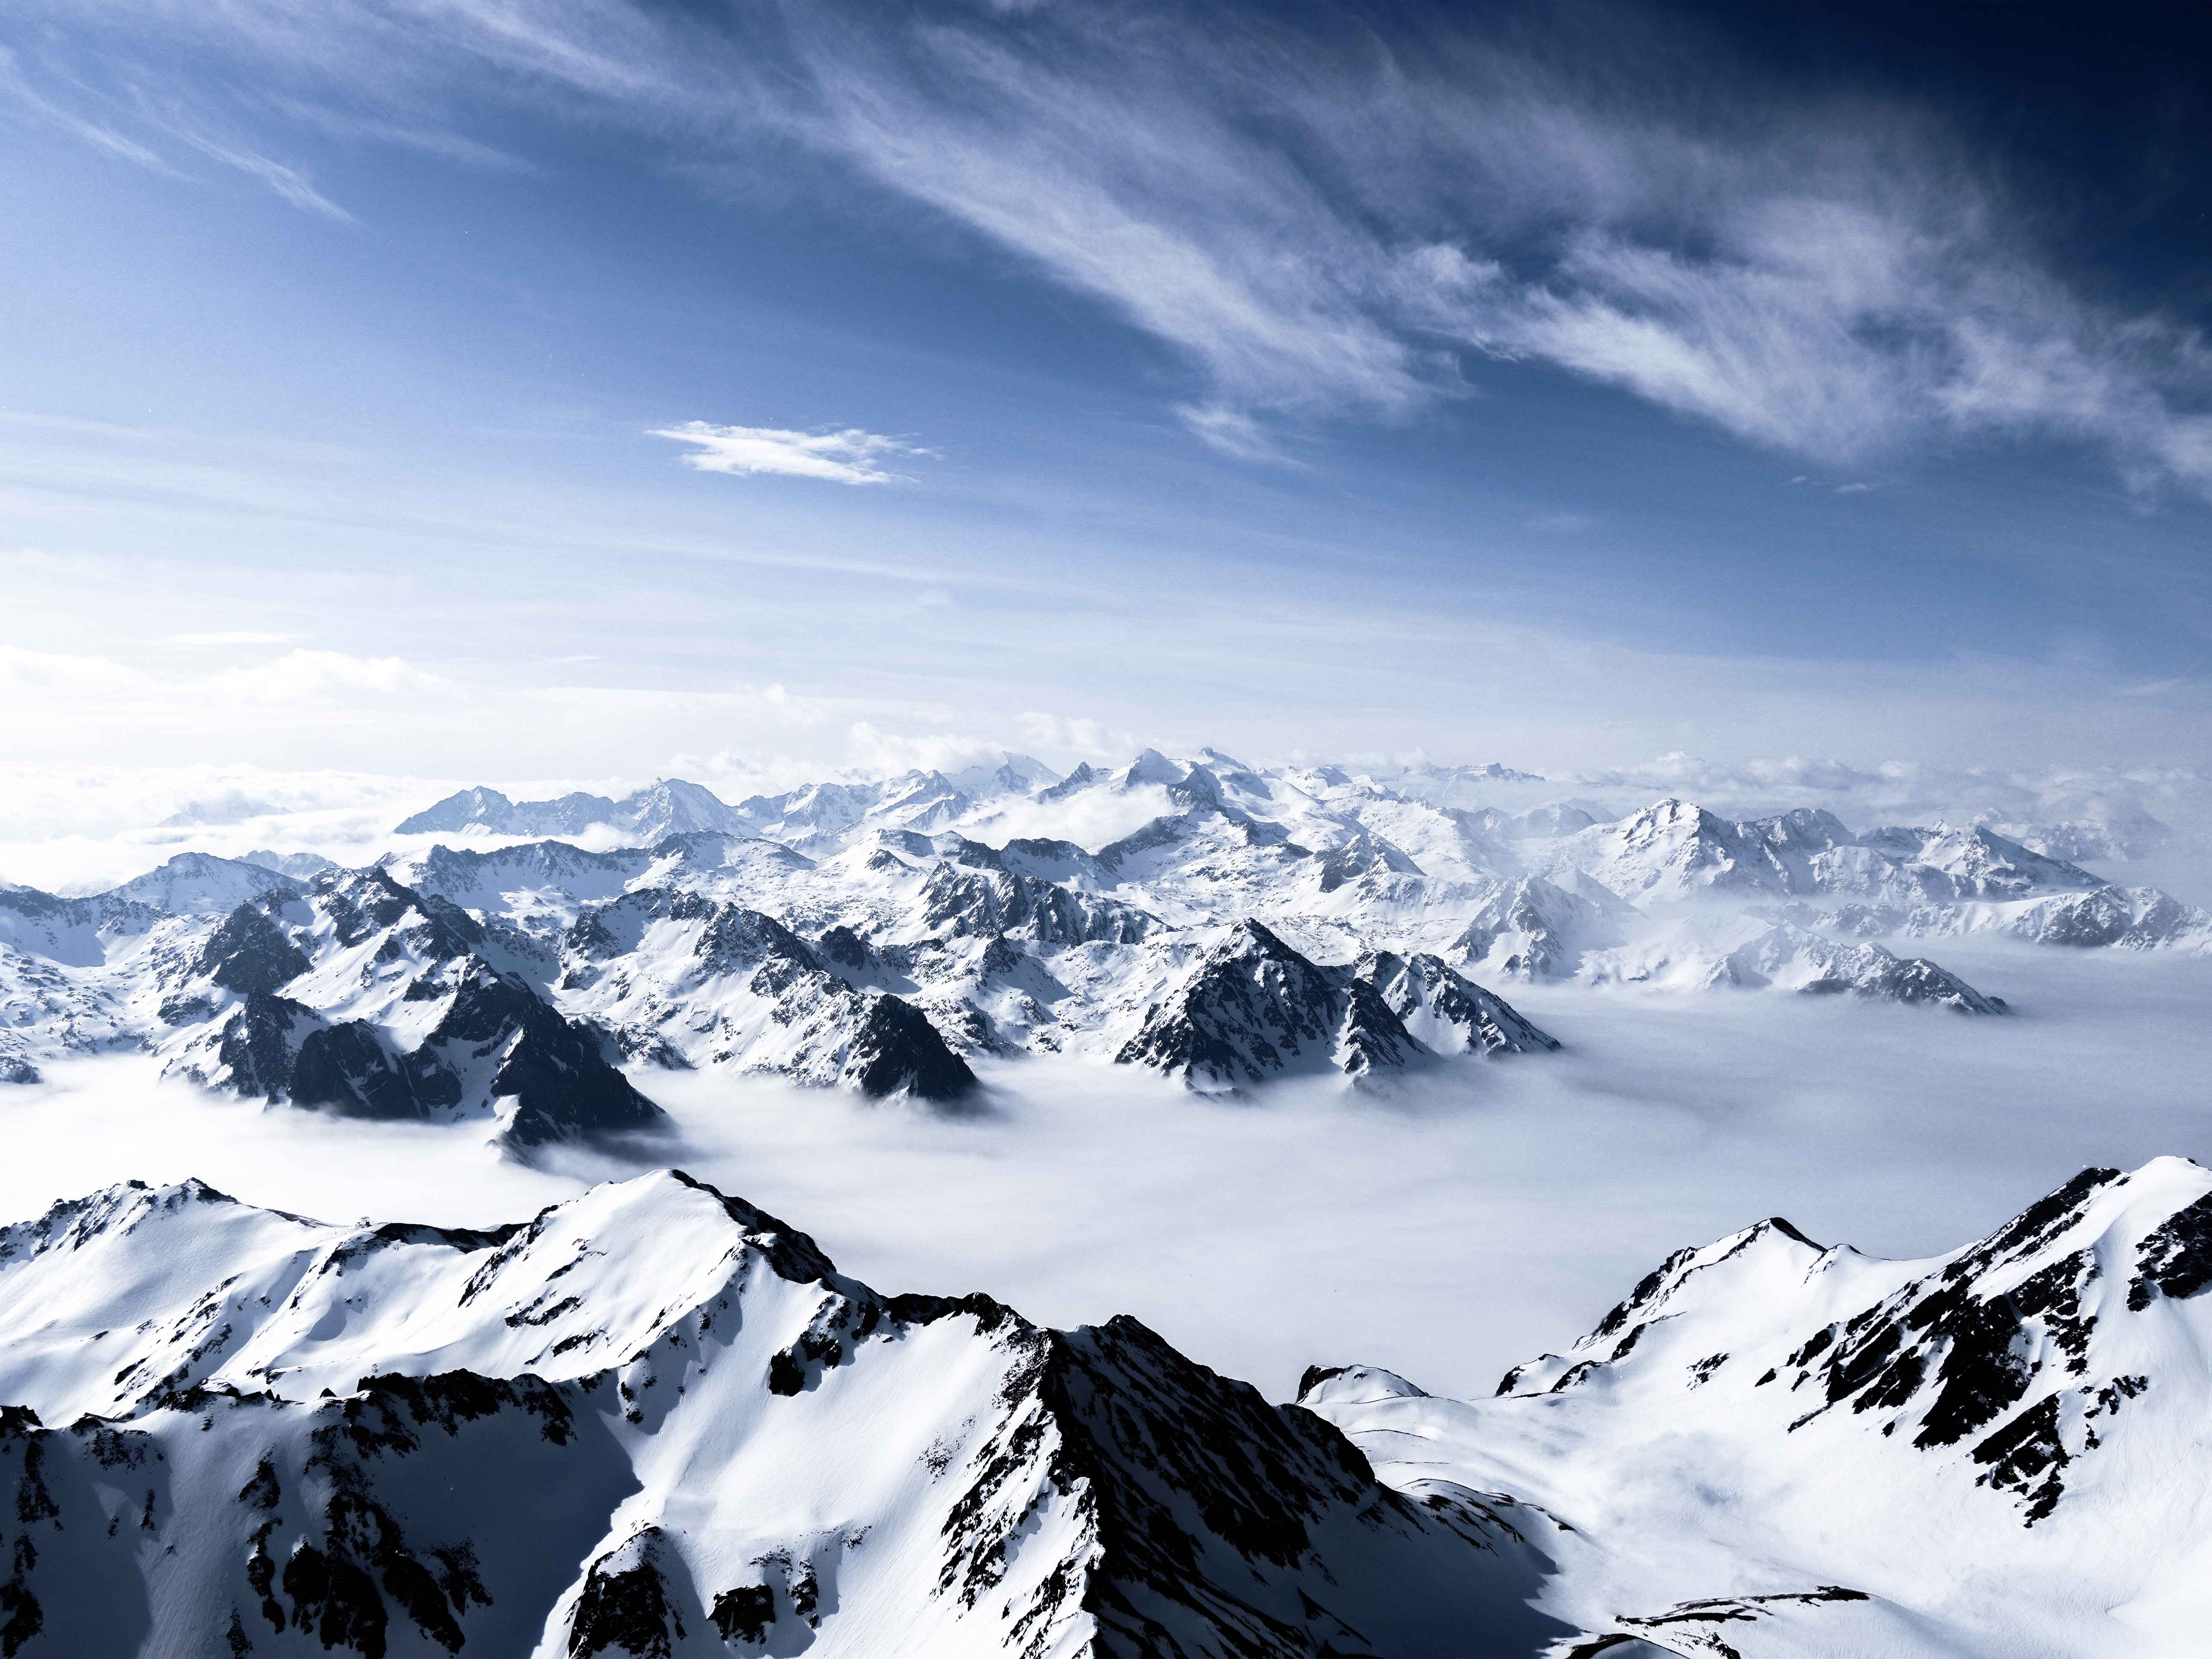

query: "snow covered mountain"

left=395, top=778, right=758, bottom=842
left=0, top=862, right=669, bottom=1148
left=157, top=867, right=669, bottom=1151
left=12, top=1157, right=2211, bottom=1655
left=1303, top=1156, right=2212, bottom=1657
left=0, top=1172, right=1560, bottom=1658
left=1111, top=922, right=1557, bottom=1089
left=9, top=748, right=2206, bottom=1115
left=396, top=758, right=1062, bottom=851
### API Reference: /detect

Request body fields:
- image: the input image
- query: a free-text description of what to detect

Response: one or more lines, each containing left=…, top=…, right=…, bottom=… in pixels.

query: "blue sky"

left=2, top=0, right=2209, bottom=785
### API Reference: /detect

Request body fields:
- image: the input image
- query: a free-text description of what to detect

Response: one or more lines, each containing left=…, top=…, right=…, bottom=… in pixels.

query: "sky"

left=3, top=0, right=2211, bottom=790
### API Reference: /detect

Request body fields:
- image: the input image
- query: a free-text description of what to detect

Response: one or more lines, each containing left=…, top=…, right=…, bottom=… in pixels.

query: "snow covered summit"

left=0, top=1171, right=1561, bottom=1657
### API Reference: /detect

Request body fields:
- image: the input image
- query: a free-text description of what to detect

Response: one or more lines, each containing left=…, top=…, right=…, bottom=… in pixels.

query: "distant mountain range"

left=3, top=1157, right=2207, bottom=1655
left=2, top=748, right=2203, bottom=1132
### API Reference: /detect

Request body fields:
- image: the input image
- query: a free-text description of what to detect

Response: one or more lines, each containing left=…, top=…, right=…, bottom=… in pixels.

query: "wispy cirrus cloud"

left=169, top=126, right=352, bottom=219
left=0, top=44, right=169, bottom=172
left=9, top=0, right=2212, bottom=494
left=649, top=421, right=928, bottom=485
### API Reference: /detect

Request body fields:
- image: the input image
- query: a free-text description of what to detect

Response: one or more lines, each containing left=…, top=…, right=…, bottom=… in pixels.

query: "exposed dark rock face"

left=2129, top=1192, right=2212, bottom=1309
left=694, top=903, right=816, bottom=978
left=1115, top=920, right=1422, bottom=1087
left=568, top=1529, right=682, bottom=1659
left=708, top=1583, right=774, bottom=1643
left=917, top=1308, right=1566, bottom=1658
left=210, top=992, right=323, bottom=1100
left=844, top=994, right=978, bottom=1101
left=920, top=866, right=1151, bottom=946
left=421, top=966, right=666, bottom=1147
left=813, top=923, right=874, bottom=974
left=196, top=904, right=310, bottom=996
left=290, top=1020, right=418, bottom=1120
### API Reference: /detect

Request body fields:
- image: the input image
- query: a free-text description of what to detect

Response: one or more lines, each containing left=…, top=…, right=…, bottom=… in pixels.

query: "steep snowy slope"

left=1305, top=1158, right=2212, bottom=1657
left=99, top=852, right=309, bottom=916
left=0, top=1173, right=1562, bottom=1659
left=556, top=887, right=976, bottom=1100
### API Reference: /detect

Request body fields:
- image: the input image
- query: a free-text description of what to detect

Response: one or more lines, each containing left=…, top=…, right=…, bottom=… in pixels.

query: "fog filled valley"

left=10, top=942, right=2212, bottom=1405
left=3, top=749, right=2211, bottom=1656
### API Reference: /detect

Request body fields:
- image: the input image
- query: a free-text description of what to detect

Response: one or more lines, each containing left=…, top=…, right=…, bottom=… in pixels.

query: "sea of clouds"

left=6, top=934, right=2206, bottom=1403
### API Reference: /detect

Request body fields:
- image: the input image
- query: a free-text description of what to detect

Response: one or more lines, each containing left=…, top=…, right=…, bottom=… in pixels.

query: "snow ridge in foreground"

left=1305, top=1155, right=2212, bottom=1658
left=8, top=1160, right=2212, bottom=1654
left=0, top=1171, right=1560, bottom=1658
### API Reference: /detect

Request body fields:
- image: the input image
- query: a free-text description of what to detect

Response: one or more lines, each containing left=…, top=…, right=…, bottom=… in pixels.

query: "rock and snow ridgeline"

left=6, top=1160, right=2212, bottom=1655
left=0, top=1171, right=1561, bottom=1659
left=1301, top=1156, right=2212, bottom=1657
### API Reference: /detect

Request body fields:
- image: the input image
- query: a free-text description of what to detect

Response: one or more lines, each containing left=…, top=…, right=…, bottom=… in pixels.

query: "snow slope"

left=1305, top=1158, right=2212, bottom=1657
left=0, top=1172, right=1562, bottom=1658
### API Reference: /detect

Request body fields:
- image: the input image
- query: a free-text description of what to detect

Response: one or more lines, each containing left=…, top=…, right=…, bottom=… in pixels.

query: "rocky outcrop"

left=1115, top=920, right=1423, bottom=1088
left=1354, top=950, right=1559, bottom=1054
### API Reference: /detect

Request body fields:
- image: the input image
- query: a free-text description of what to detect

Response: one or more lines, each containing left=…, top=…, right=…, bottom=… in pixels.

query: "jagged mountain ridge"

left=375, top=755, right=2204, bottom=982
left=0, top=824, right=1569, bottom=1109
left=0, top=1172, right=1565, bottom=1658
left=9, top=1159, right=2210, bottom=1656
left=8, top=748, right=2203, bottom=1111
left=1302, top=1156, right=2212, bottom=1658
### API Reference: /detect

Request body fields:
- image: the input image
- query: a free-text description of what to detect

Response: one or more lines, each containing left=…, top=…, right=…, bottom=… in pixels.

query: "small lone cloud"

left=651, top=421, right=929, bottom=485
left=1835, top=482, right=1874, bottom=494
